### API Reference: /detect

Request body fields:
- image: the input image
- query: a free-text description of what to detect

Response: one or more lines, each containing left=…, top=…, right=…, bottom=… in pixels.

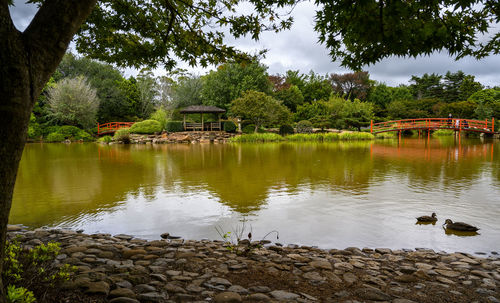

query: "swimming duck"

left=443, top=219, right=479, bottom=232
left=416, top=212, right=437, bottom=223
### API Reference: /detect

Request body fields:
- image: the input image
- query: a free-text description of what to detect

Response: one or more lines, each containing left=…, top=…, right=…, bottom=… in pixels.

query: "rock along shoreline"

left=6, top=225, right=500, bottom=303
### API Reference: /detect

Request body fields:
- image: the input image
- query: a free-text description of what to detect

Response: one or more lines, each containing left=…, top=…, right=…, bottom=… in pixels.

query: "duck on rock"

left=443, top=219, right=479, bottom=232
left=416, top=212, right=437, bottom=223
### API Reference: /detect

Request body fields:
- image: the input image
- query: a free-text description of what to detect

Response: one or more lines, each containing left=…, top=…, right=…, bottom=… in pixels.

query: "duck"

left=443, top=219, right=479, bottom=232
left=416, top=212, right=437, bottom=223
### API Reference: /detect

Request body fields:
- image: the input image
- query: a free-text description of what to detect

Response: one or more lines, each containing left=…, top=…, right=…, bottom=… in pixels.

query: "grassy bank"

left=231, top=131, right=374, bottom=143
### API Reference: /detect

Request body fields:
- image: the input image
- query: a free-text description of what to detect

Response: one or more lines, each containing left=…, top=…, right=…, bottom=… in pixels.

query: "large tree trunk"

left=0, top=1, right=96, bottom=300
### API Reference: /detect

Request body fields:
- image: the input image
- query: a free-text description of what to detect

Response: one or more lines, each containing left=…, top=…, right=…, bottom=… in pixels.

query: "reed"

left=230, top=133, right=285, bottom=142
left=433, top=129, right=454, bottom=136
left=232, top=131, right=374, bottom=143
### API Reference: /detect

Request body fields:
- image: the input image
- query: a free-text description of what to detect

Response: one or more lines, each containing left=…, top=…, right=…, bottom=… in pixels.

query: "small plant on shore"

left=3, top=240, right=77, bottom=302
left=215, top=222, right=279, bottom=256
left=113, top=128, right=131, bottom=143
left=296, top=120, right=313, bottom=133
left=98, top=135, right=113, bottom=143
left=6, top=285, right=35, bottom=303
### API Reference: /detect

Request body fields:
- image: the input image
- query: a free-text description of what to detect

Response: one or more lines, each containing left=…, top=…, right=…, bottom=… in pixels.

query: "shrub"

left=45, top=132, right=66, bottom=142
left=113, top=128, right=130, bottom=143
left=6, top=285, right=35, bottom=303
left=279, top=124, right=294, bottom=136
left=129, top=119, right=162, bottom=134
left=58, top=125, right=81, bottom=137
left=165, top=121, right=184, bottom=132
left=150, top=108, right=168, bottom=130
left=75, top=130, right=92, bottom=141
left=231, top=133, right=284, bottom=142
left=3, top=240, right=76, bottom=302
left=242, top=124, right=255, bottom=134
left=98, top=135, right=113, bottom=143
left=296, top=120, right=313, bottom=133
left=223, top=121, right=237, bottom=133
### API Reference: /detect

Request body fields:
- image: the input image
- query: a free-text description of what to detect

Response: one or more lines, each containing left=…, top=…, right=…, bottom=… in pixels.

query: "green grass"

left=232, top=131, right=374, bottom=143
left=230, top=133, right=285, bottom=142
left=338, top=132, right=375, bottom=140
left=97, top=135, right=113, bottom=143
left=433, top=129, right=454, bottom=136
left=375, top=132, right=397, bottom=139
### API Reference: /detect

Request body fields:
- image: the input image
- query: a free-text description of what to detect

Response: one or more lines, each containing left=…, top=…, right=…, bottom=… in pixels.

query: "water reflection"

left=11, top=137, right=500, bottom=253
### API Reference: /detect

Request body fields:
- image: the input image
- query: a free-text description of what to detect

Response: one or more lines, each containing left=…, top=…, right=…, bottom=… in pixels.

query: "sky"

left=9, top=1, right=500, bottom=87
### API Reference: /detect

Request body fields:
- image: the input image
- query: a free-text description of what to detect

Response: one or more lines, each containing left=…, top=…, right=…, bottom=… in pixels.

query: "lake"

left=11, top=137, right=500, bottom=254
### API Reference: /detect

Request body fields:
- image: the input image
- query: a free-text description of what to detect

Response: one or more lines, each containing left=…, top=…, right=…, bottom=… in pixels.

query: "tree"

left=55, top=53, right=132, bottom=122
left=46, top=77, right=99, bottom=129
left=469, top=89, right=500, bottom=120
left=442, top=71, right=483, bottom=102
left=273, top=85, right=304, bottom=112
left=301, top=71, right=333, bottom=103
left=329, top=71, right=370, bottom=101
left=136, top=70, right=159, bottom=119
left=315, top=1, right=500, bottom=69
left=171, top=75, right=204, bottom=109
left=231, top=90, right=291, bottom=132
left=2, top=0, right=499, bottom=300
left=201, top=61, right=272, bottom=111
left=410, top=73, right=444, bottom=100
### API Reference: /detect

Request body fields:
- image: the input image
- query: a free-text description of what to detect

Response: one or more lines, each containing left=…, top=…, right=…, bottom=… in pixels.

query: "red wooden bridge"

left=370, top=118, right=496, bottom=135
left=97, top=122, right=135, bottom=135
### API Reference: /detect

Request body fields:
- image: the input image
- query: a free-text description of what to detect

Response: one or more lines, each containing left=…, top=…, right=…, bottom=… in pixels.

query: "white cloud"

left=9, top=0, right=500, bottom=87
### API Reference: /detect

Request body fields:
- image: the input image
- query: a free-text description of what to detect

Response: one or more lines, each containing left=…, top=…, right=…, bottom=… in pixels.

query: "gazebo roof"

left=179, top=105, right=226, bottom=114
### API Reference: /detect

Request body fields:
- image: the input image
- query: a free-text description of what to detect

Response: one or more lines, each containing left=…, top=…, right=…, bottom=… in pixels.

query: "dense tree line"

left=29, top=54, right=499, bottom=140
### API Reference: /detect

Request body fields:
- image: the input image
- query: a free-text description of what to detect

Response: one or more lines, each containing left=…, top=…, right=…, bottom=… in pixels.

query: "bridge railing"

left=97, top=122, right=135, bottom=135
left=371, top=118, right=495, bottom=134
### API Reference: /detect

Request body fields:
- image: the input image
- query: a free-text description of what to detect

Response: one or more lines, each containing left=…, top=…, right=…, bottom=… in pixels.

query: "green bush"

left=129, top=119, right=162, bottom=134
left=6, top=285, right=35, bottom=303
left=223, top=121, right=237, bottom=133
left=279, top=124, right=294, bottom=136
left=296, top=120, right=313, bottom=133
left=150, top=108, right=168, bottom=130
left=242, top=124, right=255, bottom=134
left=165, top=121, right=184, bottom=132
left=45, top=132, right=66, bottom=142
left=113, top=128, right=130, bottom=143
left=58, top=125, right=81, bottom=137
left=75, top=130, right=92, bottom=141
left=3, top=240, right=76, bottom=302
left=98, top=135, right=113, bottom=143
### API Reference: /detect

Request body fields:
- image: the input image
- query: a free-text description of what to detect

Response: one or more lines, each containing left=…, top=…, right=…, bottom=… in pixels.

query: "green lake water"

left=11, top=138, right=500, bottom=254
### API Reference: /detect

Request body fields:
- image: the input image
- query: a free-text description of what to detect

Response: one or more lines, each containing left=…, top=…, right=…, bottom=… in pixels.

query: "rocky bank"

left=124, top=132, right=236, bottom=144
left=6, top=226, right=500, bottom=303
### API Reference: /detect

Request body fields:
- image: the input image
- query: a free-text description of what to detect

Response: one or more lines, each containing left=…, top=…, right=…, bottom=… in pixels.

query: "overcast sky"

left=9, top=1, right=500, bottom=87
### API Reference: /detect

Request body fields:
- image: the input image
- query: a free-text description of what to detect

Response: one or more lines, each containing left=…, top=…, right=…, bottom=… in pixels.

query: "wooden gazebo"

left=179, top=105, right=226, bottom=131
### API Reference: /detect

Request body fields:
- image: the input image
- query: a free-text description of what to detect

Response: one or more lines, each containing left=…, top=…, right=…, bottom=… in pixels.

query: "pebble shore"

left=6, top=225, right=500, bottom=303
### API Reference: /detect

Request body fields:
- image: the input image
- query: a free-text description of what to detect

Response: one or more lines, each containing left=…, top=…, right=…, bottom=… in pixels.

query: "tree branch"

left=23, top=0, right=98, bottom=90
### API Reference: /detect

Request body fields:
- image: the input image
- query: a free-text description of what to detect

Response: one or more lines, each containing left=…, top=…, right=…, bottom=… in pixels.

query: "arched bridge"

left=97, top=122, right=135, bottom=135
left=370, top=118, right=496, bottom=134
